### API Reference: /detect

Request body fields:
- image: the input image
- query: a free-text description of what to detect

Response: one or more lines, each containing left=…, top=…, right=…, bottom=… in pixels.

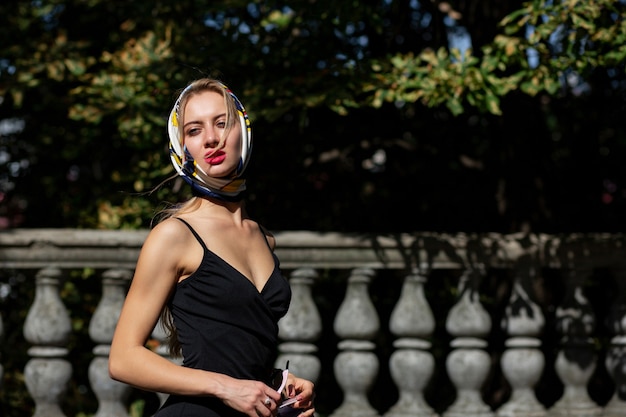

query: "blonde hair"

left=158, top=78, right=243, bottom=358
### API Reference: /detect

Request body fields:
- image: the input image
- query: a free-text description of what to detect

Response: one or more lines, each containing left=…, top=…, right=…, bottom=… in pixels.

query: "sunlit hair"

left=167, top=77, right=252, bottom=200
left=157, top=77, right=245, bottom=358
left=153, top=198, right=203, bottom=357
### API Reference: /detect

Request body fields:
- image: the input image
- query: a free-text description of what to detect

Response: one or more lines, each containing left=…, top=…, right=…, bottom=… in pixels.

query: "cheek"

left=183, top=137, right=203, bottom=156
left=226, top=131, right=243, bottom=153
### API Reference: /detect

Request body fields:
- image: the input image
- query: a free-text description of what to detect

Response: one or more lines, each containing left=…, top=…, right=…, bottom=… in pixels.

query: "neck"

left=196, top=195, right=247, bottom=220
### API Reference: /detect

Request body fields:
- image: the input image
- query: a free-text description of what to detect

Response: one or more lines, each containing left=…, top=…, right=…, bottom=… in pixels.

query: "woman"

left=109, top=78, right=315, bottom=417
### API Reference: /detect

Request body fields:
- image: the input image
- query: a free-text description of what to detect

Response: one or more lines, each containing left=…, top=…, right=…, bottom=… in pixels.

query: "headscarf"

left=168, top=81, right=252, bottom=201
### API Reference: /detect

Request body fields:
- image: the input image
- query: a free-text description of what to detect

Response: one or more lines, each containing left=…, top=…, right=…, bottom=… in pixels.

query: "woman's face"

left=182, top=90, right=242, bottom=178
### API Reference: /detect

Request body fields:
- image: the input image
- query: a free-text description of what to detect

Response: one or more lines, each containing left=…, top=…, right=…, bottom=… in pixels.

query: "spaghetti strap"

left=175, top=218, right=209, bottom=252
left=258, top=224, right=273, bottom=251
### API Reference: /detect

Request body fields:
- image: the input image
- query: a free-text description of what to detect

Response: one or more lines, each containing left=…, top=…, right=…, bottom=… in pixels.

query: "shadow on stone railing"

left=1, top=229, right=626, bottom=417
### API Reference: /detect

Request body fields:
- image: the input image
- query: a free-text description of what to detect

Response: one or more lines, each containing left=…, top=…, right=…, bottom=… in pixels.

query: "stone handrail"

left=1, top=229, right=626, bottom=417
left=3, top=229, right=626, bottom=269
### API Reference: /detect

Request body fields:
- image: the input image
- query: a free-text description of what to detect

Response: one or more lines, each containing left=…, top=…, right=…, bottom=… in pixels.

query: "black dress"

left=154, top=218, right=292, bottom=417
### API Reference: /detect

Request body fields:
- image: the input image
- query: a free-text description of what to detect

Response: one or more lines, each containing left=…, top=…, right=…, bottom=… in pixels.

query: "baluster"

left=276, top=268, right=322, bottom=384
left=443, top=269, right=494, bottom=417
left=549, top=266, right=602, bottom=417
left=330, top=268, right=380, bottom=417
left=88, top=269, right=133, bottom=417
left=384, top=270, right=436, bottom=417
left=602, top=267, right=626, bottom=417
left=497, top=261, right=546, bottom=417
left=23, top=267, right=72, bottom=417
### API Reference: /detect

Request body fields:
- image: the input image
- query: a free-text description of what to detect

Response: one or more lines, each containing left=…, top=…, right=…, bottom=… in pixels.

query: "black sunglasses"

left=269, top=361, right=299, bottom=409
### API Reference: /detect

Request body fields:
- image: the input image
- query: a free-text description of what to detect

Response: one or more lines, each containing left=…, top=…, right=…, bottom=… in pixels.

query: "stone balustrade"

left=1, top=229, right=626, bottom=417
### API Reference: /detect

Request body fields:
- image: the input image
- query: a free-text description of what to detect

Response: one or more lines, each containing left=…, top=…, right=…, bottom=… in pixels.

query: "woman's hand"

left=282, top=375, right=315, bottom=416
left=220, top=378, right=282, bottom=417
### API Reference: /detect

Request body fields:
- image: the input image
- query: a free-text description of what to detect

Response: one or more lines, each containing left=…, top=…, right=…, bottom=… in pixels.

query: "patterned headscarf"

left=168, top=81, right=252, bottom=201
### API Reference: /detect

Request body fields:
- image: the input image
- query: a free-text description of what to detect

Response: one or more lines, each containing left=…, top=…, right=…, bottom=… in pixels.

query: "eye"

left=186, top=127, right=201, bottom=136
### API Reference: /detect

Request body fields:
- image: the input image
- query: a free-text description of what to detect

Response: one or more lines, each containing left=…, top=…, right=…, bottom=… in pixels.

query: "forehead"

left=183, top=90, right=226, bottom=118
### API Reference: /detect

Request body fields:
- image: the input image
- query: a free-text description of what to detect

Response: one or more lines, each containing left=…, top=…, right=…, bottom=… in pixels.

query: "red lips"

left=205, top=150, right=226, bottom=165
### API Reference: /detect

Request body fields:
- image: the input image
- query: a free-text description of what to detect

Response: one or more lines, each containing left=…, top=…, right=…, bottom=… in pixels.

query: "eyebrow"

left=182, top=120, right=203, bottom=129
left=182, top=113, right=227, bottom=129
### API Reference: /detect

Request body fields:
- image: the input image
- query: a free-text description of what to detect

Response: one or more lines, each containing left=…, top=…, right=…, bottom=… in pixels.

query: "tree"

left=1, top=1, right=625, bottom=415
left=0, top=0, right=625, bottom=233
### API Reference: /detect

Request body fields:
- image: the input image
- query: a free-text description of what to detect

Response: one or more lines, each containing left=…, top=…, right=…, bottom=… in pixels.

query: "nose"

left=204, top=127, right=220, bottom=147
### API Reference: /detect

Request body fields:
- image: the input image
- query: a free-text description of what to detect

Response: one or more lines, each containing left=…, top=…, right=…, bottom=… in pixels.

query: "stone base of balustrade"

left=384, top=399, right=438, bottom=417
left=549, top=404, right=602, bottom=417
left=603, top=405, right=626, bottom=417
left=496, top=403, right=547, bottom=417
left=602, top=394, right=626, bottom=417
left=443, top=402, right=494, bottom=417
left=495, top=389, right=547, bottom=417
left=329, top=402, right=380, bottom=417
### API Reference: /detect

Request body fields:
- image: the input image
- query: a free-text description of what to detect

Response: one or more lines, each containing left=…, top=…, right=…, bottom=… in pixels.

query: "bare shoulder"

left=134, top=217, right=201, bottom=280
left=149, top=217, right=188, bottom=239
left=143, top=217, right=193, bottom=253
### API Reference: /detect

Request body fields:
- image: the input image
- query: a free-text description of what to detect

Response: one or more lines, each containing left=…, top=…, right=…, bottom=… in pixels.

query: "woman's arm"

left=108, top=219, right=281, bottom=417
left=109, top=219, right=212, bottom=394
